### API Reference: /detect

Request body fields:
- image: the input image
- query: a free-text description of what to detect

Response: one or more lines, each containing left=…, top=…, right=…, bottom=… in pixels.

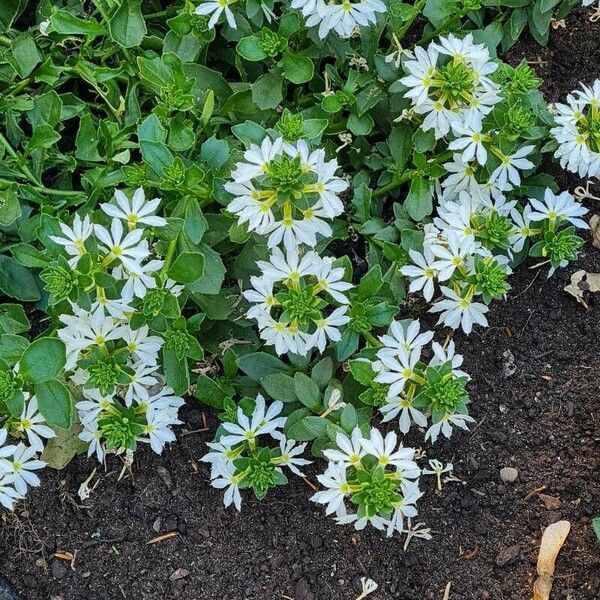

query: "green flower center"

left=432, top=60, right=477, bottom=109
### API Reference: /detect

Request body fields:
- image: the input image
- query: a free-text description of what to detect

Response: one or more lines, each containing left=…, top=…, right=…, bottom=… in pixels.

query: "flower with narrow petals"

left=310, top=461, right=351, bottom=515
left=489, top=145, right=535, bottom=191
left=13, top=396, right=55, bottom=453
left=528, top=189, right=588, bottom=230
left=94, top=218, right=150, bottom=275
left=211, top=461, right=242, bottom=510
left=323, top=428, right=367, bottom=468
left=221, top=395, right=285, bottom=446
left=100, top=188, right=166, bottom=229
left=430, top=286, right=489, bottom=334
left=278, top=438, right=312, bottom=476
left=49, top=214, right=93, bottom=267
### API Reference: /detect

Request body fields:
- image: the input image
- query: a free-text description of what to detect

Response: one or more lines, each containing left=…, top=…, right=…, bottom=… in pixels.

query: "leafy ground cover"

left=0, top=1, right=599, bottom=599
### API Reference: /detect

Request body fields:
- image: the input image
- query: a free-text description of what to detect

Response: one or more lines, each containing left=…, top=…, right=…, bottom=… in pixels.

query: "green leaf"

left=35, top=379, right=73, bottom=429
left=294, top=372, right=321, bottom=410
left=41, top=422, right=87, bottom=469
left=163, top=347, right=189, bottom=395
left=9, top=34, right=42, bottom=78
left=260, top=372, right=297, bottom=402
left=404, top=177, right=433, bottom=221
left=48, top=10, right=105, bottom=37
left=186, top=244, right=225, bottom=295
left=311, top=357, right=334, bottom=390
left=251, top=72, right=283, bottom=110
left=237, top=36, right=267, bottom=61
left=347, top=113, right=374, bottom=136
left=0, top=187, right=21, bottom=227
left=349, top=359, right=376, bottom=386
left=357, top=265, right=384, bottom=298
left=0, top=334, right=29, bottom=365
left=11, top=243, right=50, bottom=268
left=593, top=518, right=600, bottom=542
left=340, top=403, right=358, bottom=432
left=0, top=0, right=27, bottom=32
left=20, top=338, right=66, bottom=383
left=237, top=352, right=289, bottom=381
left=109, top=0, right=147, bottom=48
left=194, top=374, right=230, bottom=409
left=0, top=304, right=29, bottom=335
left=75, top=114, right=102, bottom=161
left=232, top=121, right=268, bottom=146
left=28, top=123, right=61, bottom=151
left=0, top=256, right=40, bottom=302
left=281, top=51, right=314, bottom=84
left=138, top=114, right=174, bottom=175
left=168, top=251, right=204, bottom=284
left=286, top=415, right=327, bottom=441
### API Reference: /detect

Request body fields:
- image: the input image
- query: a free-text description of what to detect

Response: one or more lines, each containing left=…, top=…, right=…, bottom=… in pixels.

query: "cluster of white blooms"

left=53, top=189, right=185, bottom=461
left=402, top=186, right=588, bottom=332
left=0, top=397, right=54, bottom=510
left=201, top=395, right=310, bottom=510
left=372, top=319, right=473, bottom=442
left=400, top=34, right=501, bottom=140
left=291, top=0, right=386, bottom=39
left=244, top=247, right=352, bottom=356
left=229, top=135, right=355, bottom=358
left=226, top=137, right=347, bottom=253
left=442, top=138, right=535, bottom=200
left=311, top=427, right=422, bottom=537
left=551, top=79, right=600, bottom=178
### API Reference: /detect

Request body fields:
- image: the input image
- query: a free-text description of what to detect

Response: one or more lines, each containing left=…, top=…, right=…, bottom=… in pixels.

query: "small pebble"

left=500, top=467, right=518, bottom=483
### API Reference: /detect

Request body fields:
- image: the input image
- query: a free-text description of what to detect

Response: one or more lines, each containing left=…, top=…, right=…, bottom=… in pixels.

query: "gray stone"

left=500, top=466, right=519, bottom=483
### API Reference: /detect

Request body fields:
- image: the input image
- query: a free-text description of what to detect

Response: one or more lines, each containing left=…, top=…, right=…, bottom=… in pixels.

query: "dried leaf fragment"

left=590, top=215, right=600, bottom=250
left=169, top=568, right=190, bottom=581
left=539, top=494, right=562, bottom=511
left=564, top=270, right=600, bottom=304
left=532, top=520, right=571, bottom=600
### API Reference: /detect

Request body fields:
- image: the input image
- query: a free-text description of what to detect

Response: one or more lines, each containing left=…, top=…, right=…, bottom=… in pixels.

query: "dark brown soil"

left=1, top=8, right=600, bottom=600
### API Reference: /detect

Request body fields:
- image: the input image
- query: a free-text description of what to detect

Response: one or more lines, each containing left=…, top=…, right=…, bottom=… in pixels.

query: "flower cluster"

left=400, top=34, right=501, bottom=140
left=291, top=0, right=386, bottom=39
left=311, top=427, right=421, bottom=537
left=552, top=79, right=600, bottom=178
left=202, top=395, right=310, bottom=509
left=353, top=319, right=473, bottom=441
left=244, top=247, right=352, bottom=356
left=0, top=397, right=52, bottom=509
left=225, top=137, right=347, bottom=253
left=50, top=189, right=187, bottom=461
left=401, top=188, right=587, bottom=334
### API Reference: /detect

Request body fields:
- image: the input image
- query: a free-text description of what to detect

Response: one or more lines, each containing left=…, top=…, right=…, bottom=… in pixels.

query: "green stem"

left=373, top=171, right=413, bottom=199
left=0, top=35, right=10, bottom=47
left=414, top=14, right=461, bottom=48
left=143, top=8, right=178, bottom=19
left=162, top=238, right=178, bottom=275
left=362, top=329, right=383, bottom=348
left=0, top=131, right=42, bottom=187
left=397, top=0, right=427, bottom=41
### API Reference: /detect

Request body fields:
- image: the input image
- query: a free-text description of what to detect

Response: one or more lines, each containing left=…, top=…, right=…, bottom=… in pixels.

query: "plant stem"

left=373, top=171, right=413, bottom=199
left=362, top=329, right=383, bottom=348
left=397, top=0, right=427, bottom=41
left=162, top=238, right=178, bottom=275
left=414, top=14, right=461, bottom=48
left=0, top=131, right=42, bottom=187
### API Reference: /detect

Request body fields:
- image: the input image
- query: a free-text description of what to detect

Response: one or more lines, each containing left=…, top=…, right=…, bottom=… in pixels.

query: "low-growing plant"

left=0, top=0, right=593, bottom=542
